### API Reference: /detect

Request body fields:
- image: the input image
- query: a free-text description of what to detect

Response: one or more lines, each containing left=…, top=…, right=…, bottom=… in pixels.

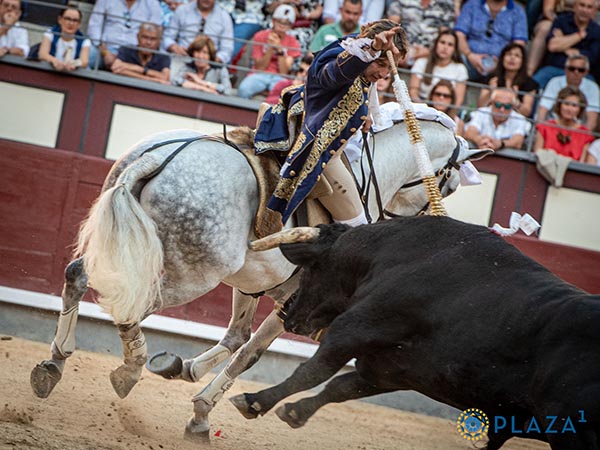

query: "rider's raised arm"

left=310, top=36, right=380, bottom=90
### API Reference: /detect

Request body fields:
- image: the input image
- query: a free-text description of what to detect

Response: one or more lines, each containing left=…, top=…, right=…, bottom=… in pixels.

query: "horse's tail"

left=76, top=154, right=164, bottom=325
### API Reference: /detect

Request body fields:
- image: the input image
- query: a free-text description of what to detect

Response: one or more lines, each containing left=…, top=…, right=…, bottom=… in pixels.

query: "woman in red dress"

left=534, top=86, right=595, bottom=161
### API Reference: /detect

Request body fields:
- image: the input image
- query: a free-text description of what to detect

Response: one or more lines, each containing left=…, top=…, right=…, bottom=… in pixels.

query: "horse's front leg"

left=184, top=309, right=285, bottom=442
left=31, top=258, right=87, bottom=398
left=182, top=290, right=260, bottom=382
left=148, top=290, right=260, bottom=382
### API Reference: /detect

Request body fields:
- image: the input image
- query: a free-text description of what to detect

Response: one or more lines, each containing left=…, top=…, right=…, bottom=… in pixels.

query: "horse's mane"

left=218, top=126, right=255, bottom=149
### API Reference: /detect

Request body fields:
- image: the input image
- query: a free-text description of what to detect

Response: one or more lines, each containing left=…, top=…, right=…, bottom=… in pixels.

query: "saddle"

left=222, top=126, right=334, bottom=239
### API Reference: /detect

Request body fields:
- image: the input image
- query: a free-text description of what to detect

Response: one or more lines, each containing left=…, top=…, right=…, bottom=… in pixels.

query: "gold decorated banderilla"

left=385, top=50, right=447, bottom=217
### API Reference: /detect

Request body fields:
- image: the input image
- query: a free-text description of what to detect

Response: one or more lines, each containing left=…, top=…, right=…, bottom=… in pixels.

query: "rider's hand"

left=371, top=26, right=402, bottom=59
left=361, top=117, right=373, bottom=133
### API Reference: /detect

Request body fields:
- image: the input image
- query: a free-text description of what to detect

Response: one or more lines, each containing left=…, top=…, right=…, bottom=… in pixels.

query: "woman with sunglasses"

left=428, top=80, right=464, bottom=135
left=477, top=42, right=538, bottom=117
left=408, top=29, right=467, bottom=107
left=172, top=35, right=231, bottom=94
left=38, top=5, right=90, bottom=71
left=534, top=86, right=595, bottom=161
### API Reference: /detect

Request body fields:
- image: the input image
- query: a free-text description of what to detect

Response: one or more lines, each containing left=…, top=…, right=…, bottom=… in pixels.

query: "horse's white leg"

left=184, top=310, right=285, bottom=442
left=181, top=290, right=260, bottom=382
left=110, top=322, right=148, bottom=398
left=31, top=258, right=87, bottom=398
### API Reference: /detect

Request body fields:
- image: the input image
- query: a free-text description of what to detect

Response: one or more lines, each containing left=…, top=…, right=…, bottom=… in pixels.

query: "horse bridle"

left=358, top=131, right=462, bottom=221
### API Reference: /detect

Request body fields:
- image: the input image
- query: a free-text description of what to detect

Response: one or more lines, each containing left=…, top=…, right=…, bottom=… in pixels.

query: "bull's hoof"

left=229, top=394, right=262, bottom=420
left=109, top=365, right=141, bottom=399
left=184, top=417, right=210, bottom=443
left=30, top=361, right=62, bottom=398
left=146, top=351, right=183, bottom=380
left=275, top=403, right=307, bottom=429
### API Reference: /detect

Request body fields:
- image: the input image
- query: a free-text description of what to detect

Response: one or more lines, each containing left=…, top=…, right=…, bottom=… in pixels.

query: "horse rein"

left=358, top=131, right=462, bottom=221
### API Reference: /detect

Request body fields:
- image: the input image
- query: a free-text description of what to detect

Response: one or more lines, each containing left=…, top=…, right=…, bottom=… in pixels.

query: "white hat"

left=273, top=4, right=296, bottom=24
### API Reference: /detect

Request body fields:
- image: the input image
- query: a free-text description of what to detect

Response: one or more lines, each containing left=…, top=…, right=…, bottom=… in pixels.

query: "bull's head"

left=250, top=224, right=351, bottom=339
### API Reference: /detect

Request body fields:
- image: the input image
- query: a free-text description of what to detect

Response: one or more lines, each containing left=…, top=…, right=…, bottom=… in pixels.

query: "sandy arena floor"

left=0, top=336, right=550, bottom=450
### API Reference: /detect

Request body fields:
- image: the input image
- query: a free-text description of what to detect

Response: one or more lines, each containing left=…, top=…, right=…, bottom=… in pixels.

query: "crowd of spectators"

left=1, top=0, right=600, bottom=165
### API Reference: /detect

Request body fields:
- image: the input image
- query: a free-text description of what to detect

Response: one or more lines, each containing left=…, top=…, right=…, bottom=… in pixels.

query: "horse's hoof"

left=30, top=361, right=62, bottom=398
left=146, top=351, right=183, bottom=380
left=110, top=365, right=141, bottom=399
left=275, top=403, right=307, bottom=429
left=184, top=418, right=211, bottom=443
left=229, top=394, right=261, bottom=420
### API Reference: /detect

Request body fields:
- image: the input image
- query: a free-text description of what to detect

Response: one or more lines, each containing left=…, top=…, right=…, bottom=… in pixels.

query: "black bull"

left=230, top=216, right=600, bottom=450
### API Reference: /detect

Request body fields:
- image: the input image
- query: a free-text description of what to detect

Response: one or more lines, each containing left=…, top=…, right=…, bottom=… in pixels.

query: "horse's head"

left=385, top=134, right=492, bottom=217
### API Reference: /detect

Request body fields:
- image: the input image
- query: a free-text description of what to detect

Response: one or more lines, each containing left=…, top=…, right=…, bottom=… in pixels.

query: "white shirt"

left=411, top=57, right=468, bottom=100
left=538, top=75, right=600, bottom=114
left=87, top=0, right=163, bottom=48
left=588, top=139, right=600, bottom=166
left=322, top=0, right=385, bottom=25
left=43, top=30, right=91, bottom=62
left=466, top=106, right=531, bottom=140
left=0, top=22, right=29, bottom=55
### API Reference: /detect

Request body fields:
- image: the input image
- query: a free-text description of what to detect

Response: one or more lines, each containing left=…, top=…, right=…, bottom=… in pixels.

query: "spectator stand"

left=11, top=0, right=597, bottom=135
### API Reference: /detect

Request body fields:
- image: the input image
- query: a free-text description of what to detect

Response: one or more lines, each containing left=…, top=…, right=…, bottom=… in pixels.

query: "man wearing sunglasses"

left=533, top=0, right=600, bottom=89
left=464, top=88, right=530, bottom=151
left=537, top=54, right=599, bottom=131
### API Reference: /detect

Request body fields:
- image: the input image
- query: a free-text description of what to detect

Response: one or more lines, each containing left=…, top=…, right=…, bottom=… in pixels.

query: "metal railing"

left=4, top=0, right=600, bottom=165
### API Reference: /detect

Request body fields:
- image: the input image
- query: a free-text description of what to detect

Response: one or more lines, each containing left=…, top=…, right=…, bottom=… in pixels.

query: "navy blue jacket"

left=254, top=37, right=374, bottom=225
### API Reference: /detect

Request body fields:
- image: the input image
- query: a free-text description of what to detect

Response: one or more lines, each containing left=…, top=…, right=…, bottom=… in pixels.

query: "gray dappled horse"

left=30, top=121, right=489, bottom=441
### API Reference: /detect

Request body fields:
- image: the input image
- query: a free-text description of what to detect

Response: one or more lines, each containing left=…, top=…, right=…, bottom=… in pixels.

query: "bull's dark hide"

left=235, top=216, right=600, bottom=450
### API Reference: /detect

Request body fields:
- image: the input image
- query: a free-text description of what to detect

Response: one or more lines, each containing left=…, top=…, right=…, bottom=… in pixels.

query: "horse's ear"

left=280, top=242, right=323, bottom=267
left=464, top=148, right=494, bottom=161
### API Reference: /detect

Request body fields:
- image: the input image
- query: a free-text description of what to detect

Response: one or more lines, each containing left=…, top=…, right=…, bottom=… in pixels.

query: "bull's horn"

left=249, top=227, right=320, bottom=251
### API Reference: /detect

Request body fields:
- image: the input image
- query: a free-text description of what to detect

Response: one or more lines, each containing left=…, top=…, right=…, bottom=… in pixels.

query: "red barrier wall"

left=0, top=140, right=277, bottom=332
left=1, top=139, right=599, bottom=343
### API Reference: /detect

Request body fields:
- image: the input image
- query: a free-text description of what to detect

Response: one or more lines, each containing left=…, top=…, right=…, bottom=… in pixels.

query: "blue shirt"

left=545, top=12, right=600, bottom=83
left=454, top=0, right=528, bottom=57
left=162, top=2, right=234, bottom=64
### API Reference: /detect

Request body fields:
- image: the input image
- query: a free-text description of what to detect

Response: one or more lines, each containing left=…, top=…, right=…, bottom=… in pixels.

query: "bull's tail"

left=76, top=154, right=164, bottom=325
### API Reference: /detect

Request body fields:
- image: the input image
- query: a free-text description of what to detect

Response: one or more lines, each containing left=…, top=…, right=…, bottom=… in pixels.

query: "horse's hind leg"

left=110, top=322, right=148, bottom=398
left=31, top=258, right=87, bottom=398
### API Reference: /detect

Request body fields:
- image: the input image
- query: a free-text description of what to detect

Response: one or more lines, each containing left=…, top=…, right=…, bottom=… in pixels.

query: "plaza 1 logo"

left=456, top=408, right=489, bottom=441
left=456, top=409, right=588, bottom=441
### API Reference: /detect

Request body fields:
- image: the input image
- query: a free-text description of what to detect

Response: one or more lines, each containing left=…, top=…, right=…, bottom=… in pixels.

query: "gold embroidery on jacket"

left=255, top=138, right=290, bottom=152
left=288, top=100, right=304, bottom=119
left=281, top=132, right=308, bottom=171
left=271, top=102, right=286, bottom=115
left=273, top=78, right=365, bottom=201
